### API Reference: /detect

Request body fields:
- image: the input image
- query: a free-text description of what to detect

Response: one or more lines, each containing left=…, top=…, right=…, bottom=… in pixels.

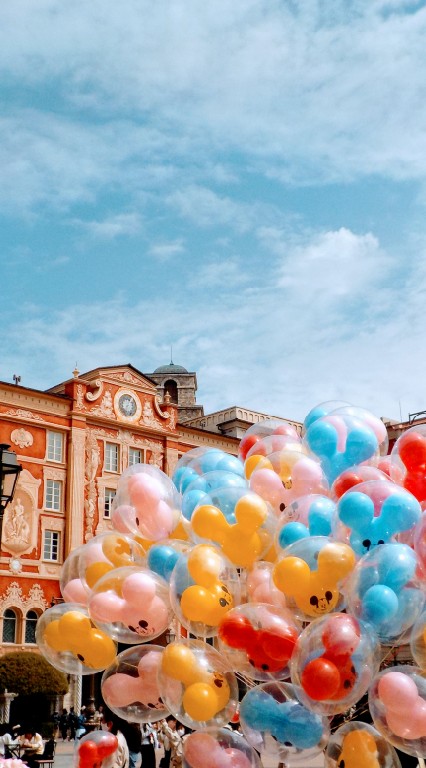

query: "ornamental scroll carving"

left=90, top=391, right=115, bottom=419
left=0, top=581, right=48, bottom=613
left=11, top=428, right=33, bottom=448
left=86, top=380, right=104, bottom=402
left=140, top=401, right=164, bottom=430
left=4, top=409, right=46, bottom=422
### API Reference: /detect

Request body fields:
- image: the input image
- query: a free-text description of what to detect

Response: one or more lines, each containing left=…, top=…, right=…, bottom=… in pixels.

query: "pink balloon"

left=322, top=614, right=360, bottom=656
left=184, top=733, right=218, bottom=768
left=141, top=499, right=174, bottom=540
left=102, top=651, right=165, bottom=709
left=128, top=473, right=164, bottom=513
left=111, top=504, right=138, bottom=534
left=378, top=672, right=419, bottom=710
left=85, top=541, right=109, bottom=566
left=62, top=578, right=89, bottom=605
left=386, top=702, right=426, bottom=740
left=326, top=415, right=347, bottom=452
left=250, top=469, right=285, bottom=509
left=247, top=565, right=286, bottom=608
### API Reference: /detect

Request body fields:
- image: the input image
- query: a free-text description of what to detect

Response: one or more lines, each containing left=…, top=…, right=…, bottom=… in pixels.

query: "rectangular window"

left=47, top=431, right=63, bottom=462
left=129, top=448, right=142, bottom=466
left=43, top=530, right=60, bottom=561
left=105, top=443, right=119, bottom=472
left=104, top=488, right=116, bottom=518
left=45, top=479, right=62, bottom=511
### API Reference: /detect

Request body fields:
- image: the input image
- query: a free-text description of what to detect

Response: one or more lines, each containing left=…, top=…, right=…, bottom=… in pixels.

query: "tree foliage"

left=0, top=652, right=68, bottom=696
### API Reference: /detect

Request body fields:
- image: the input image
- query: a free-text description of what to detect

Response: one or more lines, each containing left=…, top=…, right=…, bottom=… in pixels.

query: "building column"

left=65, top=426, right=86, bottom=555
left=0, top=691, right=17, bottom=723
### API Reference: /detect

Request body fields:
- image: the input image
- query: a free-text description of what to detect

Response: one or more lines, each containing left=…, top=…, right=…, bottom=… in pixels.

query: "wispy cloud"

left=148, top=240, right=185, bottom=260
left=73, top=212, right=143, bottom=239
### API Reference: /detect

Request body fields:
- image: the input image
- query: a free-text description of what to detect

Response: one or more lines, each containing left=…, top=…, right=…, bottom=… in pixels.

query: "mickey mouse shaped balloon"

left=325, top=722, right=402, bottom=768
left=158, top=640, right=238, bottom=728
left=276, top=494, right=336, bottom=549
left=335, top=480, right=421, bottom=556
left=305, top=413, right=380, bottom=484
left=75, top=730, right=119, bottom=768
left=239, top=681, right=329, bottom=765
left=88, top=566, right=172, bottom=644
left=218, top=603, right=300, bottom=681
left=272, top=538, right=356, bottom=622
left=183, top=728, right=263, bottom=768
left=369, top=667, right=426, bottom=757
left=36, top=603, right=117, bottom=675
left=390, top=425, right=426, bottom=506
left=291, top=613, right=380, bottom=717
left=112, top=464, right=181, bottom=541
left=101, top=645, right=168, bottom=723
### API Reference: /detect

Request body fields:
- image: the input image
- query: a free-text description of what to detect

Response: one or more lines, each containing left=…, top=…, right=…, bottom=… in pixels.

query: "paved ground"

left=53, top=739, right=325, bottom=767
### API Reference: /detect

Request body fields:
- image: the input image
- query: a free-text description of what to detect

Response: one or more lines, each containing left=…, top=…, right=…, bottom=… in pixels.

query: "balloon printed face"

left=159, top=641, right=238, bottom=727
left=273, top=540, right=355, bottom=620
left=180, top=545, right=234, bottom=627
left=37, top=605, right=117, bottom=674
left=191, top=492, right=272, bottom=569
left=101, top=646, right=168, bottom=722
left=89, top=567, right=171, bottom=644
left=336, top=482, right=421, bottom=556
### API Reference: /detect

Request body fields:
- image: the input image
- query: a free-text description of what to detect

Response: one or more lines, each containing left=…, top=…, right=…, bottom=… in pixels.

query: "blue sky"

left=1, top=0, right=426, bottom=423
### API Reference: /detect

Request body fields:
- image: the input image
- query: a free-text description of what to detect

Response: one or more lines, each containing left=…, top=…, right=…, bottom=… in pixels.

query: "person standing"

left=121, top=722, right=141, bottom=768
left=59, top=709, right=68, bottom=741
left=160, top=717, right=182, bottom=768
left=101, top=709, right=129, bottom=768
left=140, top=723, right=156, bottom=768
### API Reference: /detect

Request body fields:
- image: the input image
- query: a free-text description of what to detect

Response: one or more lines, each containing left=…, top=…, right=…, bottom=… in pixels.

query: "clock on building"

left=114, top=389, right=141, bottom=421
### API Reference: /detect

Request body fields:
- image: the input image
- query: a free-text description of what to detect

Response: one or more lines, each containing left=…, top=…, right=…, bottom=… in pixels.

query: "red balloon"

left=239, top=434, right=261, bottom=461
left=324, top=653, right=357, bottom=701
left=399, top=432, right=426, bottom=471
left=78, top=740, right=98, bottom=767
left=97, top=733, right=118, bottom=759
left=333, top=472, right=363, bottom=499
left=260, top=627, right=298, bottom=662
left=301, top=657, right=340, bottom=701
left=322, top=614, right=360, bottom=656
left=219, top=614, right=256, bottom=648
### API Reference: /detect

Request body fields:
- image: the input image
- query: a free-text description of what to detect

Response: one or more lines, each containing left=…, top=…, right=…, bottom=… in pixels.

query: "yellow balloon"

left=102, top=534, right=133, bottom=567
left=171, top=520, right=189, bottom=541
left=59, top=610, right=92, bottom=644
left=44, top=620, right=68, bottom=652
left=80, top=629, right=116, bottom=669
left=183, top=682, right=219, bottom=721
left=235, top=495, right=267, bottom=531
left=191, top=505, right=227, bottom=541
left=162, top=643, right=200, bottom=685
left=244, top=454, right=273, bottom=479
left=273, top=556, right=310, bottom=595
left=85, top=561, right=113, bottom=589
left=188, top=545, right=222, bottom=585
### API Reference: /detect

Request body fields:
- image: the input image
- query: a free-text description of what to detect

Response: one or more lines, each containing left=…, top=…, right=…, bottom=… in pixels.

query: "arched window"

left=3, top=609, right=17, bottom=643
left=164, top=379, right=178, bottom=404
left=25, top=609, right=38, bottom=644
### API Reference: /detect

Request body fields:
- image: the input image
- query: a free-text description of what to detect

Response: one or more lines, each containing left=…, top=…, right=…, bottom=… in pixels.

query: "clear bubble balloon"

left=304, top=413, right=380, bottom=484
left=248, top=449, right=328, bottom=516
left=246, top=561, right=286, bottom=608
left=74, top=730, right=119, bottom=768
left=218, top=602, right=300, bottom=681
left=60, top=545, right=89, bottom=605
left=101, top=645, right=168, bottom=723
left=111, top=464, right=181, bottom=541
left=369, top=666, right=426, bottom=757
left=181, top=471, right=247, bottom=524
left=331, top=465, right=389, bottom=500
left=390, top=425, right=426, bottom=506
left=239, top=681, right=329, bottom=765
left=170, top=544, right=240, bottom=638
left=276, top=494, right=335, bottom=550
left=158, top=639, right=238, bottom=729
left=290, top=612, right=380, bottom=716
left=36, top=603, right=117, bottom=675
left=325, top=721, right=402, bottom=768
left=88, top=566, right=172, bottom=644
left=410, top=611, right=426, bottom=670
left=239, top=419, right=301, bottom=462
left=78, top=532, right=146, bottom=593
left=190, top=488, right=274, bottom=569
left=273, top=537, right=356, bottom=622
left=183, top=728, right=262, bottom=768
left=334, top=480, right=421, bottom=556
left=147, top=539, right=190, bottom=582
left=303, top=400, right=352, bottom=433
left=344, top=543, right=424, bottom=645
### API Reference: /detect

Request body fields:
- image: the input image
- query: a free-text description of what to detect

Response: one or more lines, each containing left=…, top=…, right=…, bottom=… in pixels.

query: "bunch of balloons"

left=36, top=402, right=426, bottom=766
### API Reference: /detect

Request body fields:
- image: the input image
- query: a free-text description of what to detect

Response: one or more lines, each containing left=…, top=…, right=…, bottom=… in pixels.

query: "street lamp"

left=0, top=444, right=22, bottom=540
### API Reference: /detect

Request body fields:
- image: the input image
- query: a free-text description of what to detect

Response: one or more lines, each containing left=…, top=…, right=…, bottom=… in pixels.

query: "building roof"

left=152, top=363, right=189, bottom=374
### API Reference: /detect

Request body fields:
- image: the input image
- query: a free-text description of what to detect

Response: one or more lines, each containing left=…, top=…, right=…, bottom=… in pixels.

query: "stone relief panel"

left=2, top=470, right=40, bottom=557
left=10, top=428, right=34, bottom=449
left=0, top=581, right=48, bottom=614
left=89, top=391, right=115, bottom=419
left=4, top=409, right=46, bottom=422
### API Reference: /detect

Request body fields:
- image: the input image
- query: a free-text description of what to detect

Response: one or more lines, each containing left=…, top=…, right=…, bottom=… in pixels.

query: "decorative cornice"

left=4, top=408, right=46, bottom=422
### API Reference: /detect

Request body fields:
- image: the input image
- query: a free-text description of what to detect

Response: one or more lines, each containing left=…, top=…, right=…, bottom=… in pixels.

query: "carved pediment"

left=81, top=365, right=158, bottom=395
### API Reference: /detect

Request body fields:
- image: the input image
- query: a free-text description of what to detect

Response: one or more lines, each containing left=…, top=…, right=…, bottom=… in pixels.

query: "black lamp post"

left=0, top=444, right=22, bottom=542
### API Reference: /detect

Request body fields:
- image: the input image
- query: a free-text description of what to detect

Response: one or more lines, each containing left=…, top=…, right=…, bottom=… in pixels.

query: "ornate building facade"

left=0, top=363, right=240, bottom=658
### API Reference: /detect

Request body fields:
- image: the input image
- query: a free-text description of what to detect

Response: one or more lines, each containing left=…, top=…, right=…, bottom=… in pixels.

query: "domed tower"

left=145, top=361, right=204, bottom=423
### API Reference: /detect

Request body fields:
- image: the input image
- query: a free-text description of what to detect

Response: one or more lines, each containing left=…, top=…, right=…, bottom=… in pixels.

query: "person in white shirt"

left=101, top=709, right=129, bottom=768
left=19, top=727, right=44, bottom=768
left=0, top=723, right=18, bottom=758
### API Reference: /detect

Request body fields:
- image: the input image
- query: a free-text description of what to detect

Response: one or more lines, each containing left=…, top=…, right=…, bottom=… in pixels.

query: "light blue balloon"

left=182, top=489, right=208, bottom=521
left=362, top=584, right=399, bottom=624
left=308, top=498, right=334, bottom=536
left=148, top=544, right=180, bottom=582
left=278, top=522, right=309, bottom=548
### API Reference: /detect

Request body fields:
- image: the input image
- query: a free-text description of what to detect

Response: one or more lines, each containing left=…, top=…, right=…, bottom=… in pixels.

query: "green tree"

left=0, top=652, right=68, bottom=696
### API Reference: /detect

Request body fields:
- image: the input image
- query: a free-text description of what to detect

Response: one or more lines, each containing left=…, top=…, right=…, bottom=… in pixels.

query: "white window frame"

left=47, top=431, right=63, bottom=463
left=104, top=488, right=116, bottom=519
left=105, top=442, right=119, bottom=473
left=45, top=479, right=62, bottom=512
left=43, top=530, right=60, bottom=562
left=129, top=447, right=144, bottom=466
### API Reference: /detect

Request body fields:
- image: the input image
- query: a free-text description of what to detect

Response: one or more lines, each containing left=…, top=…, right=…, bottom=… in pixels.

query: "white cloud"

left=148, top=240, right=185, bottom=260
left=2, top=225, right=425, bottom=424
left=74, top=213, right=143, bottom=239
